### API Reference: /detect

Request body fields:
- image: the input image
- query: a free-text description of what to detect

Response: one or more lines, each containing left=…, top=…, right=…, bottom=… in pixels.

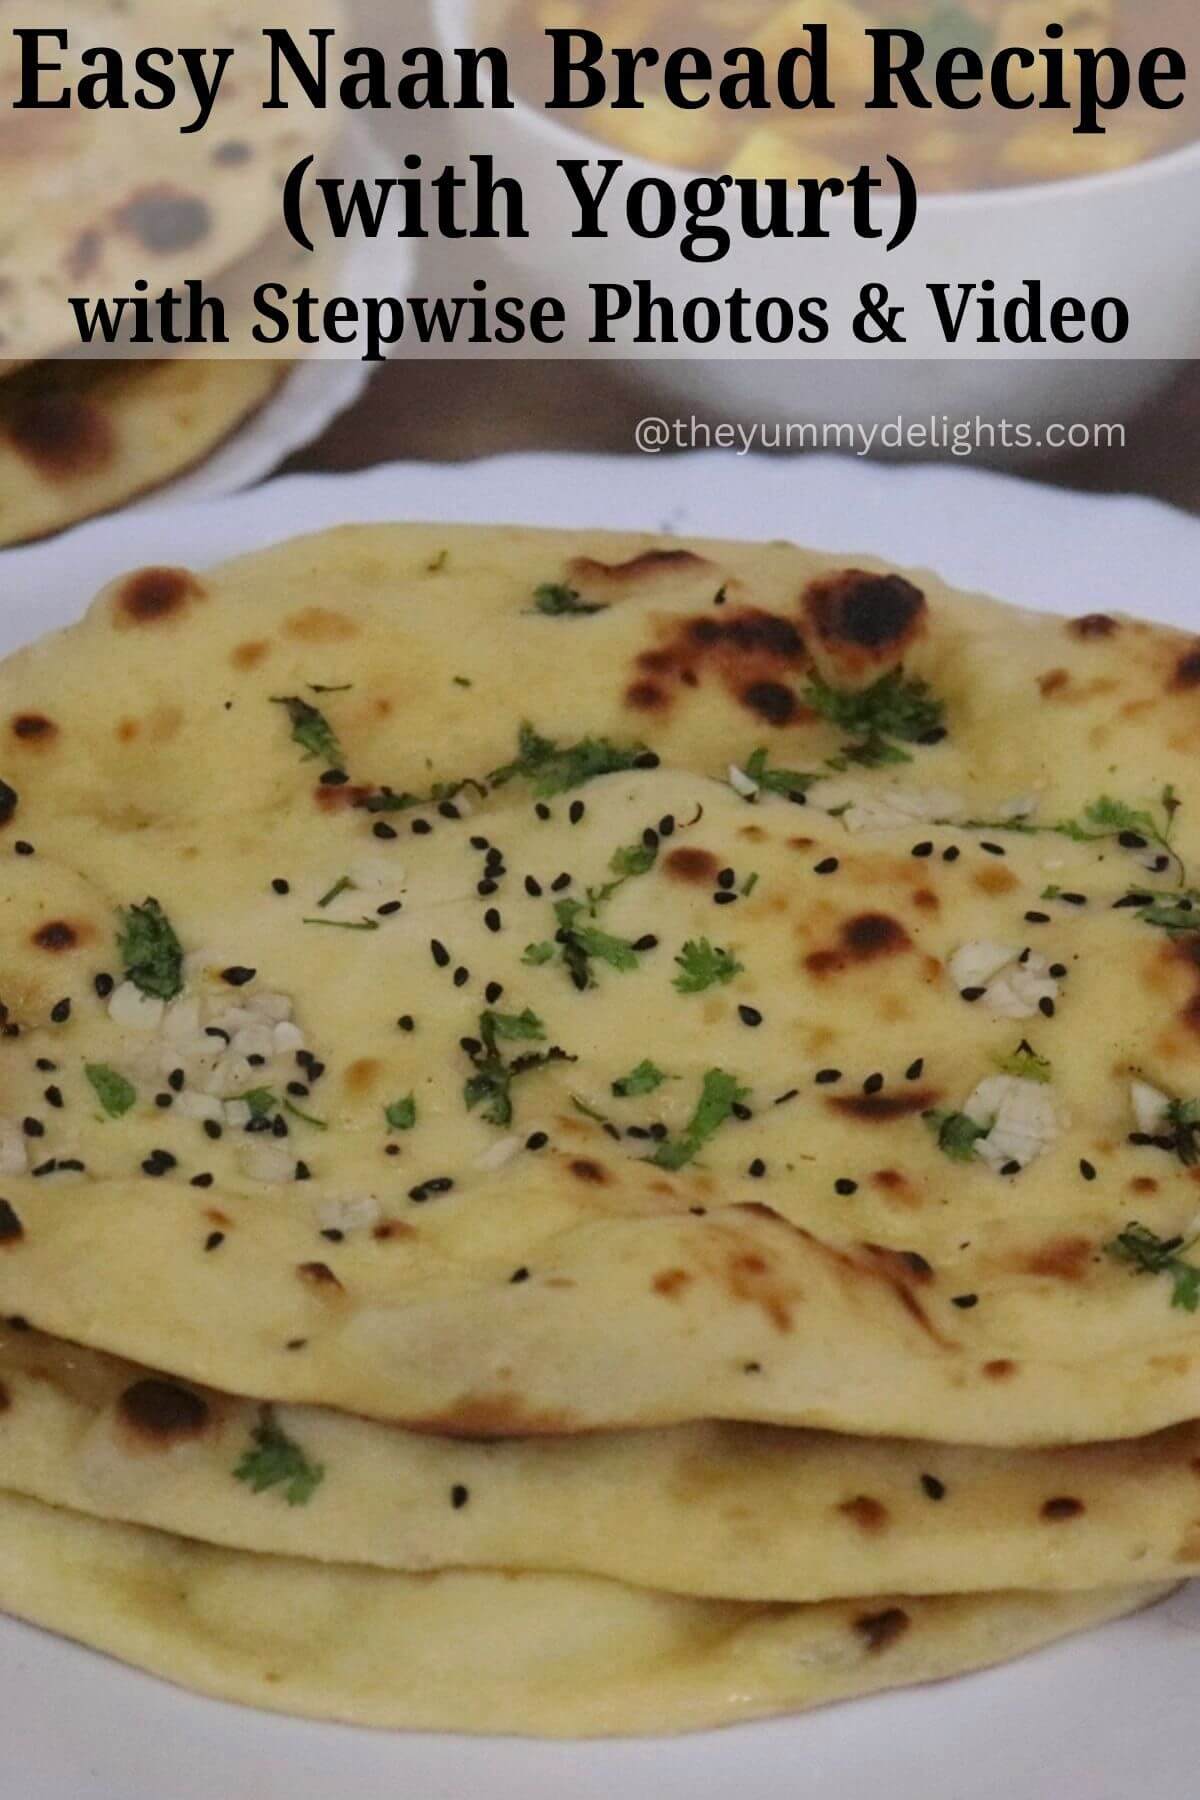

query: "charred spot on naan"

left=30, top=918, right=93, bottom=953
left=117, top=1378, right=210, bottom=1445
left=10, top=712, right=58, bottom=746
left=838, top=1495, right=890, bottom=1533
left=567, top=548, right=717, bottom=602
left=664, top=846, right=720, bottom=884
left=1172, top=643, right=1200, bottom=691
left=627, top=606, right=808, bottom=723
left=112, top=567, right=205, bottom=629
left=5, top=389, right=114, bottom=482
left=0, top=1200, right=22, bottom=1245
left=1069, top=613, right=1120, bottom=640
left=854, top=1607, right=911, bottom=1653
left=805, top=912, right=914, bottom=978
left=113, top=186, right=213, bottom=255
left=803, top=570, right=927, bottom=687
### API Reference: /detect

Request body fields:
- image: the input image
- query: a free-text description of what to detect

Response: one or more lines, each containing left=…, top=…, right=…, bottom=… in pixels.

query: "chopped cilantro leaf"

left=532, top=583, right=608, bottom=617
left=1166, top=1098, right=1200, bottom=1167
left=360, top=777, right=486, bottom=816
left=490, top=724, right=650, bottom=798
left=463, top=1009, right=572, bottom=1127
left=925, top=1110, right=988, bottom=1163
left=85, top=1064, right=135, bottom=1119
left=651, top=1069, right=749, bottom=1171
left=385, top=1095, right=417, bottom=1132
left=804, top=669, right=945, bottom=747
left=995, top=1041, right=1052, bottom=1084
left=523, top=942, right=556, bottom=967
left=1129, top=890, right=1200, bottom=934
left=742, top=748, right=815, bottom=800
left=837, top=732, right=913, bottom=770
left=674, top=939, right=744, bottom=995
left=284, top=1098, right=327, bottom=1131
left=242, top=1088, right=277, bottom=1120
left=317, top=876, right=355, bottom=909
left=234, top=1407, right=324, bottom=1506
left=117, top=898, right=184, bottom=1001
left=613, top=1059, right=668, bottom=1099
left=271, top=696, right=345, bottom=771
left=1107, top=1222, right=1200, bottom=1312
left=301, top=917, right=380, bottom=932
left=610, top=839, right=658, bottom=879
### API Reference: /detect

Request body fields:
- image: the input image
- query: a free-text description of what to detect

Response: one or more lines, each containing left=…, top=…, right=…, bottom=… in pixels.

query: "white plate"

left=2, top=452, right=1198, bottom=1800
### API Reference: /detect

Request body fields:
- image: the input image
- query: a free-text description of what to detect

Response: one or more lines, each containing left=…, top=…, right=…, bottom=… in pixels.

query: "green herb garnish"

left=359, top=778, right=486, bottom=816
left=924, top=1110, right=988, bottom=1163
left=490, top=724, right=650, bottom=798
left=85, top=1064, right=136, bottom=1118
left=532, top=583, right=607, bottom=618
left=994, top=1041, right=1052, bottom=1085
left=301, top=917, right=380, bottom=932
left=463, top=1009, right=573, bottom=1127
left=117, top=898, right=184, bottom=1002
left=317, top=876, right=355, bottom=909
left=674, top=939, right=744, bottom=995
left=385, top=1095, right=417, bottom=1132
left=612, top=1059, right=668, bottom=1098
left=804, top=669, right=945, bottom=750
left=1107, top=1222, right=1200, bottom=1312
left=242, top=1088, right=277, bottom=1120
left=650, top=1069, right=749, bottom=1171
left=284, top=1098, right=328, bottom=1131
left=271, top=696, right=344, bottom=771
left=741, top=748, right=816, bottom=800
left=234, top=1407, right=324, bottom=1506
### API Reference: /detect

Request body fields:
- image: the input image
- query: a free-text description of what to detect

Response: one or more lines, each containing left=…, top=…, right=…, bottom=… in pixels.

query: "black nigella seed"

left=952, top=1294, right=979, bottom=1310
left=981, top=842, right=1006, bottom=857
left=642, top=828, right=660, bottom=851
left=14, top=842, right=33, bottom=856
left=485, top=909, right=502, bottom=934
left=510, top=1267, right=530, bottom=1284
left=320, top=770, right=349, bottom=787
left=835, top=1178, right=858, bottom=1196
left=526, top=1132, right=549, bottom=1151
left=1001, top=1160, right=1022, bottom=1176
left=477, top=879, right=498, bottom=897
left=470, top=835, right=489, bottom=852
left=749, top=1159, right=767, bottom=1179
left=1118, top=831, right=1148, bottom=849
left=718, top=868, right=736, bottom=890
left=321, top=1229, right=344, bottom=1244
left=155, top=1093, right=173, bottom=1110
left=569, top=801, right=585, bottom=825
left=485, top=982, right=504, bottom=1005
left=713, top=891, right=737, bottom=906
left=863, top=1073, right=884, bottom=1096
left=942, top=846, right=961, bottom=863
left=659, top=816, right=676, bottom=838
left=525, top=876, right=543, bottom=898
left=815, top=858, right=840, bottom=876
left=739, top=1006, right=763, bottom=1028
left=204, top=1231, right=225, bottom=1251
left=373, top=822, right=398, bottom=841
left=919, top=727, right=948, bottom=746
left=204, top=1120, right=223, bottom=1141
left=453, top=967, right=470, bottom=988
left=397, top=1015, right=416, bottom=1033
left=221, top=967, right=256, bottom=988
left=633, top=751, right=661, bottom=770
left=633, top=935, right=659, bottom=953
left=1080, top=1159, right=1097, bottom=1182
left=431, top=940, right=451, bottom=969
left=1025, top=911, right=1051, bottom=925
left=272, top=878, right=290, bottom=895
left=378, top=901, right=403, bottom=918
left=295, top=1161, right=312, bottom=1181
left=44, top=1086, right=63, bottom=1109
left=921, top=1475, right=947, bottom=1502
left=1060, top=893, right=1087, bottom=907
left=93, top=973, right=115, bottom=998
left=438, top=802, right=461, bottom=821
left=911, top=842, right=934, bottom=859
left=535, top=803, right=551, bottom=821
left=34, top=1059, right=56, bottom=1072
left=815, top=1069, right=842, bottom=1085
left=731, top=1103, right=752, bottom=1122
left=1039, top=997, right=1056, bottom=1019
left=451, top=1484, right=470, bottom=1510
left=168, top=1068, right=185, bottom=1093
left=191, top=1174, right=214, bottom=1190
left=551, top=873, right=572, bottom=893
left=961, top=987, right=987, bottom=1004
left=50, top=998, right=71, bottom=1024
left=1049, top=963, right=1068, bottom=980
left=411, top=818, right=433, bottom=836
left=906, top=1059, right=925, bottom=1081
left=22, top=1118, right=43, bottom=1137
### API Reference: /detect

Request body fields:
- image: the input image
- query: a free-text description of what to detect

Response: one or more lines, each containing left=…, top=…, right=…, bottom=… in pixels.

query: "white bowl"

left=433, top=2, right=1200, bottom=433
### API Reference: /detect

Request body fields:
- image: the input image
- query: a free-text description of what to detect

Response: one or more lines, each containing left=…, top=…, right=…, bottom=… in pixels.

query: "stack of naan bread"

left=0, top=0, right=338, bottom=547
left=0, top=522, right=1198, bottom=1735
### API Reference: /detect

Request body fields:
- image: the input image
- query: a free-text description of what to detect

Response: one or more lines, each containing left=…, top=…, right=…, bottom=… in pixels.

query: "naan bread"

left=0, top=1488, right=1168, bottom=1737
left=4, top=1323, right=1200, bottom=1602
left=0, top=359, right=285, bottom=546
left=2, top=526, right=1200, bottom=1442
left=0, top=0, right=338, bottom=361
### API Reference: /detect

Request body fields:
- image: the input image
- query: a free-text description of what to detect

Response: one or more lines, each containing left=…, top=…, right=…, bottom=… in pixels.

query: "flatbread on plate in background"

left=0, top=359, right=285, bottom=547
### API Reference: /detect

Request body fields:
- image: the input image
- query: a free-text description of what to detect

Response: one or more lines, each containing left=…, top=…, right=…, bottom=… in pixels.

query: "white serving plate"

left=1, top=450, right=1198, bottom=1800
